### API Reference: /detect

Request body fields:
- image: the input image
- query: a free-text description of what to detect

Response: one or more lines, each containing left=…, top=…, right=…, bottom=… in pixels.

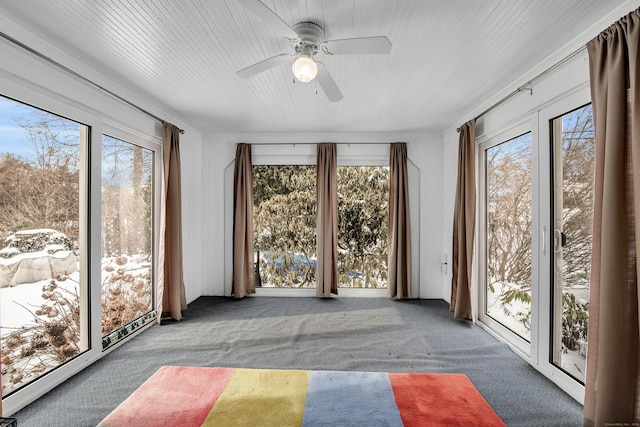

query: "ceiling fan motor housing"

left=292, top=22, right=324, bottom=56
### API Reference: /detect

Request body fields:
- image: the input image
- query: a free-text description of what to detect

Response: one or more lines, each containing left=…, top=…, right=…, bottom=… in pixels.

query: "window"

left=337, top=166, right=389, bottom=288
left=252, top=163, right=391, bottom=289
left=0, top=96, right=89, bottom=397
left=253, top=165, right=317, bottom=288
left=101, top=135, right=156, bottom=349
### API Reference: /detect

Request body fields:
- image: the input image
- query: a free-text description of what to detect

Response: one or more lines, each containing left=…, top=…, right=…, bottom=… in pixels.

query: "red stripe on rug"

left=389, top=373, right=506, bottom=427
left=98, top=366, right=235, bottom=427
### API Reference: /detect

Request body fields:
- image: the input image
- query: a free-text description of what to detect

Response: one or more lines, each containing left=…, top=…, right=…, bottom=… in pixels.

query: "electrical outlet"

left=440, top=253, right=448, bottom=274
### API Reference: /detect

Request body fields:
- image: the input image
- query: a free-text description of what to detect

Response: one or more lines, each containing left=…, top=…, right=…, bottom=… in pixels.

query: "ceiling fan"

left=237, top=0, right=392, bottom=102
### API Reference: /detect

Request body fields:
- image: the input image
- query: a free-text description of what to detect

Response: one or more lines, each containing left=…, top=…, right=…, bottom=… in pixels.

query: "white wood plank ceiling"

left=0, top=1, right=635, bottom=134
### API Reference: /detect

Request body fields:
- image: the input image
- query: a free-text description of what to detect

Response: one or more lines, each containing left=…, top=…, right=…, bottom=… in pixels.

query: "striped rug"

left=98, top=366, right=505, bottom=426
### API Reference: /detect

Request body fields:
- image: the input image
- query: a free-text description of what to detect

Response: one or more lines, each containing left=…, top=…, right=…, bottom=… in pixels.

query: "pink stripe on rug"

left=98, top=366, right=235, bottom=427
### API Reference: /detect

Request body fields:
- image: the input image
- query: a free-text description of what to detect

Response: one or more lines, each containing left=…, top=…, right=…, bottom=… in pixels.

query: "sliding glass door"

left=0, top=94, right=160, bottom=412
left=479, top=87, right=593, bottom=400
left=550, top=104, right=594, bottom=383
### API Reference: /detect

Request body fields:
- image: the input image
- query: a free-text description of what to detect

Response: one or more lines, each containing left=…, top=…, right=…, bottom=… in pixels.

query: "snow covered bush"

left=1, top=254, right=153, bottom=395
left=1, top=278, right=80, bottom=394
left=0, top=229, right=73, bottom=259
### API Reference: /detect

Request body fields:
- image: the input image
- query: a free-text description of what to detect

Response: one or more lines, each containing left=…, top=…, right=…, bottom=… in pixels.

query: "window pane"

left=486, top=132, right=532, bottom=341
left=337, top=166, right=389, bottom=288
left=101, top=135, right=155, bottom=348
left=0, top=96, right=88, bottom=397
left=253, top=165, right=317, bottom=288
left=551, top=105, right=594, bottom=382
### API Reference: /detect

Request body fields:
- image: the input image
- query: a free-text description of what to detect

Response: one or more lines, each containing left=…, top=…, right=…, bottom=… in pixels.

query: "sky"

left=0, top=97, right=31, bottom=155
left=0, top=96, right=40, bottom=159
left=0, top=96, right=89, bottom=162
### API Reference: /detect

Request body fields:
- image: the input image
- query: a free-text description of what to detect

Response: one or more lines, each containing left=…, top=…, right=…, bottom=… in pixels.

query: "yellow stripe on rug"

left=201, top=368, right=310, bottom=427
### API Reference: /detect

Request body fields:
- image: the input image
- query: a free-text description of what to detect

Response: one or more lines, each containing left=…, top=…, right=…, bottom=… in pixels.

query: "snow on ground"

left=558, top=349, right=586, bottom=380
left=486, top=281, right=587, bottom=381
left=486, top=282, right=531, bottom=340
left=2, top=256, right=151, bottom=335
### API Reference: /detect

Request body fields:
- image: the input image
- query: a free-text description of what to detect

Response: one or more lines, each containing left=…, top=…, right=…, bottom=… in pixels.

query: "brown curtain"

left=388, top=142, right=412, bottom=299
left=316, top=143, right=338, bottom=297
left=584, top=8, right=640, bottom=426
left=450, top=120, right=476, bottom=319
left=157, top=122, right=187, bottom=322
left=232, top=143, right=256, bottom=298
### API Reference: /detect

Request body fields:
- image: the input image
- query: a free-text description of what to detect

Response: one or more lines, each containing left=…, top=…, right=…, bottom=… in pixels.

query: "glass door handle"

left=554, top=229, right=567, bottom=253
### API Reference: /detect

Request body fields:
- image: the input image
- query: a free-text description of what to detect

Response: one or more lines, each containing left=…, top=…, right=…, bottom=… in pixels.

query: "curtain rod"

left=0, top=30, right=185, bottom=135
left=456, top=45, right=587, bottom=132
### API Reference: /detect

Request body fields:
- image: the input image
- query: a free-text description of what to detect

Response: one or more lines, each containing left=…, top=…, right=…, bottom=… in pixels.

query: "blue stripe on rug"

left=301, top=370, right=404, bottom=427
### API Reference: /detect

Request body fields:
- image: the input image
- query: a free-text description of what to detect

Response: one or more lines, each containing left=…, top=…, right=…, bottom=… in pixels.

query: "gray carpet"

left=11, top=297, right=583, bottom=426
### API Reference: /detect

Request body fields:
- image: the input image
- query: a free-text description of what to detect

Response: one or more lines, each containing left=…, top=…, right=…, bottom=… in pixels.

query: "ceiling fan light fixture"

left=292, top=55, right=318, bottom=82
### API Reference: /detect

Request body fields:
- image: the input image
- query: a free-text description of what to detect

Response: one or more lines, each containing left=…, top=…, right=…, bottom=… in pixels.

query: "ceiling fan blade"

left=237, top=54, right=293, bottom=78
left=238, top=0, right=298, bottom=39
left=316, top=62, right=343, bottom=102
left=323, top=36, right=392, bottom=55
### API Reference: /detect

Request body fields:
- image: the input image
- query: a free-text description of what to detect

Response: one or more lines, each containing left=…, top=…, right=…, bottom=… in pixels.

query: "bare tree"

left=559, top=107, right=595, bottom=288
left=0, top=111, right=80, bottom=241
left=101, top=137, right=152, bottom=257
left=486, top=135, right=533, bottom=331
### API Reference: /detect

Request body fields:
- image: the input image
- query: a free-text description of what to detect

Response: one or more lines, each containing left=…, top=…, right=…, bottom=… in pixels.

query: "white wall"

left=409, top=135, right=444, bottom=298
left=179, top=131, right=205, bottom=303
left=200, top=132, right=444, bottom=299
left=200, top=138, right=228, bottom=297
left=440, top=131, right=459, bottom=302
